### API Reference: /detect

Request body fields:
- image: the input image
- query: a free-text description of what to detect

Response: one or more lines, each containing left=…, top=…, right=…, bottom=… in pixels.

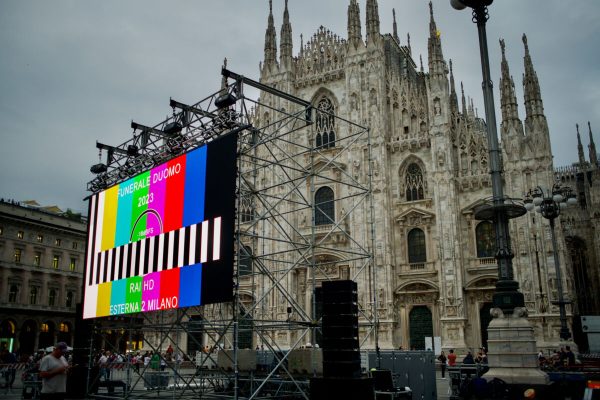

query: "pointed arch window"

left=240, top=195, right=255, bottom=223
left=407, top=228, right=426, bottom=264
left=239, top=245, right=253, bottom=277
left=315, top=97, right=336, bottom=149
left=406, top=163, right=425, bottom=201
left=476, top=221, right=496, bottom=258
left=315, top=187, right=335, bottom=226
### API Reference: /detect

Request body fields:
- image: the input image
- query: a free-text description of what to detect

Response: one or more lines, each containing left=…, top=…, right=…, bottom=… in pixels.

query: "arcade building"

left=0, top=199, right=86, bottom=356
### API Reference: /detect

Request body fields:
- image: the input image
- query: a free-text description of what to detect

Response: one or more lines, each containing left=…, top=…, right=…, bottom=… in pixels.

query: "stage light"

left=164, top=121, right=183, bottom=136
left=215, top=92, right=237, bottom=109
left=90, top=163, right=108, bottom=174
left=127, top=145, right=139, bottom=157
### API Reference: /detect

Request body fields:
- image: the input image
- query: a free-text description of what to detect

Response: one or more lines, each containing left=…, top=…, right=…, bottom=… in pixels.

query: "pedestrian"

left=565, top=346, right=575, bottom=367
left=150, top=352, right=160, bottom=370
left=463, top=351, right=475, bottom=364
left=39, top=342, right=70, bottom=400
left=475, top=351, right=484, bottom=363
left=2, top=348, right=17, bottom=393
left=437, top=351, right=447, bottom=379
left=447, top=349, right=457, bottom=367
left=98, top=350, right=111, bottom=381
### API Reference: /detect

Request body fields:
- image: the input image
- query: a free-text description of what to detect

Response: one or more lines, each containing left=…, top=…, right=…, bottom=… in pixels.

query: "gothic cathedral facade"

left=239, top=0, right=600, bottom=353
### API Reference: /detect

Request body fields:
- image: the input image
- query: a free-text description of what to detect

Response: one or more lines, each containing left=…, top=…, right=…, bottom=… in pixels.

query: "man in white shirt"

left=98, top=350, right=111, bottom=381
left=39, top=342, right=69, bottom=400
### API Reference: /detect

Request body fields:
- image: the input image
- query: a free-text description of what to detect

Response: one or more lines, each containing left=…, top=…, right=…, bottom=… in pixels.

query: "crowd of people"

left=538, top=345, right=577, bottom=369
left=437, top=347, right=489, bottom=379
left=434, top=344, right=579, bottom=379
left=92, top=345, right=184, bottom=381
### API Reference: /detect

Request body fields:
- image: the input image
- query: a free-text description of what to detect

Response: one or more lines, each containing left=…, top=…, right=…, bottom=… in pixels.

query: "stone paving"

left=2, top=368, right=455, bottom=399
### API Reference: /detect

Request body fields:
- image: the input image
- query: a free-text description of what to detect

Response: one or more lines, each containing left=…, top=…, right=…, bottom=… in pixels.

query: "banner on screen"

left=83, top=133, right=238, bottom=319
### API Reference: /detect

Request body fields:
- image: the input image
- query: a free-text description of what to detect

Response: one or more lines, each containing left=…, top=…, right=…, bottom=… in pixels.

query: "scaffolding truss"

left=85, top=68, right=376, bottom=399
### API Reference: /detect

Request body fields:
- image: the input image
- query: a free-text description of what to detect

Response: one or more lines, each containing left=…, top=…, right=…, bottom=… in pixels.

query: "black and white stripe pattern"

left=89, top=217, right=221, bottom=285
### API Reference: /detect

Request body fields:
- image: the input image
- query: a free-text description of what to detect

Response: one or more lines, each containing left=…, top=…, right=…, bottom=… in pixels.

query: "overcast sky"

left=1, top=0, right=598, bottom=214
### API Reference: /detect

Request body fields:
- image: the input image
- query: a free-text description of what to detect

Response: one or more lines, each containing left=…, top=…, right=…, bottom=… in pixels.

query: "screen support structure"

left=84, top=68, right=376, bottom=400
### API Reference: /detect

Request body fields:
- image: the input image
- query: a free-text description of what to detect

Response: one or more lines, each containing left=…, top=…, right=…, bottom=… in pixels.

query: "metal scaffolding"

left=85, top=67, right=376, bottom=399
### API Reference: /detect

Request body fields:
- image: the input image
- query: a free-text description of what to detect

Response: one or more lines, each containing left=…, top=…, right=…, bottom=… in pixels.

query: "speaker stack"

left=310, top=280, right=373, bottom=400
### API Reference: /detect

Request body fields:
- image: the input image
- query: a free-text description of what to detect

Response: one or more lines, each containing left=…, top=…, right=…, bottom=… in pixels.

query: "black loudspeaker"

left=322, top=302, right=358, bottom=315
left=323, top=350, right=361, bottom=362
left=322, top=280, right=357, bottom=293
left=73, top=303, right=93, bottom=364
left=321, top=337, right=359, bottom=350
left=310, top=377, right=374, bottom=400
left=322, top=314, right=357, bottom=327
left=321, top=280, right=361, bottom=378
left=69, top=303, right=94, bottom=397
left=322, top=325, right=359, bottom=338
left=322, top=289, right=357, bottom=303
left=323, top=360, right=362, bottom=378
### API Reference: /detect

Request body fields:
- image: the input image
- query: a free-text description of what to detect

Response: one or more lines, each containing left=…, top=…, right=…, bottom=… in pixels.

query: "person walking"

left=437, top=351, right=447, bottom=379
left=39, top=342, right=70, bottom=400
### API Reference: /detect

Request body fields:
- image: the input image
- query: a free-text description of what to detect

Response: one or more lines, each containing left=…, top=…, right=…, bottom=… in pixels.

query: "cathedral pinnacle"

left=520, top=33, right=551, bottom=159
left=427, top=1, right=445, bottom=78
left=280, top=0, right=293, bottom=67
left=366, top=0, right=380, bottom=45
left=522, top=33, right=544, bottom=119
left=392, top=8, right=399, bottom=43
left=263, top=0, right=278, bottom=68
left=449, top=59, right=458, bottom=113
left=499, top=38, right=520, bottom=123
left=347, top=0, right=362, bottom=47
left=577, top=123, right=586, bottom=166
left=589, top=121, right=598, bottom=167
left=461, top=81, right=467, bottom=115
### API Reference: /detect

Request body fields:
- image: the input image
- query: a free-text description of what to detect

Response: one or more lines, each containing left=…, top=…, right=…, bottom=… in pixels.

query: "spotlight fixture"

left=215, top=92, right=238, bottom=109
left=450, top=0, right=493, bottom=10
left=127, top=144, right=139, bottom=157
left=90, top=163, right=108, bottom=174
left=163, top=121, right=183, bottom=136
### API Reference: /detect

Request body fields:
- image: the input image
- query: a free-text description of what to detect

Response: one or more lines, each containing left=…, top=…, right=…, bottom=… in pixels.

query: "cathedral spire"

left=499, top=39, right=521, bottom=123
left=420, top=55, right=424, bottom=73
left=522, top=34, right=551, bottom=159
left=407, top=33, right=412, bottom=55
left=365, top=0, right=380, bottom=44
left=589, top=121, right=598, bottom=167
left=280, top=0, right=293, bottom=68
left=220, top=58, right=228, bottom=94
left=263, top=0, right=277, bottom=69
left=577, top=123, right=586, bottom=166
left=347, top=0, right=362, bottom=47
left=392, top=8, right=399, bottom=43
left=449, top=59, right=458, bottom=114
left=427, top=1, right=446, bottom=78
left=461, top=82, right=467, bottom=115
left=522, top=34, right=544, bottom=119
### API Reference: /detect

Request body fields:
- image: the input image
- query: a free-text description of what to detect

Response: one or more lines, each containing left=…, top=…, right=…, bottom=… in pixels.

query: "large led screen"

left=83, top=133, right=238, bottom=319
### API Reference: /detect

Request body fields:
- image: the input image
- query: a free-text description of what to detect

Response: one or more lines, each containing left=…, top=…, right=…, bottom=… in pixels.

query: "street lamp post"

left=524, top=184, right=577, bottom=341
left=450, top=0, right=526, bottom=314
